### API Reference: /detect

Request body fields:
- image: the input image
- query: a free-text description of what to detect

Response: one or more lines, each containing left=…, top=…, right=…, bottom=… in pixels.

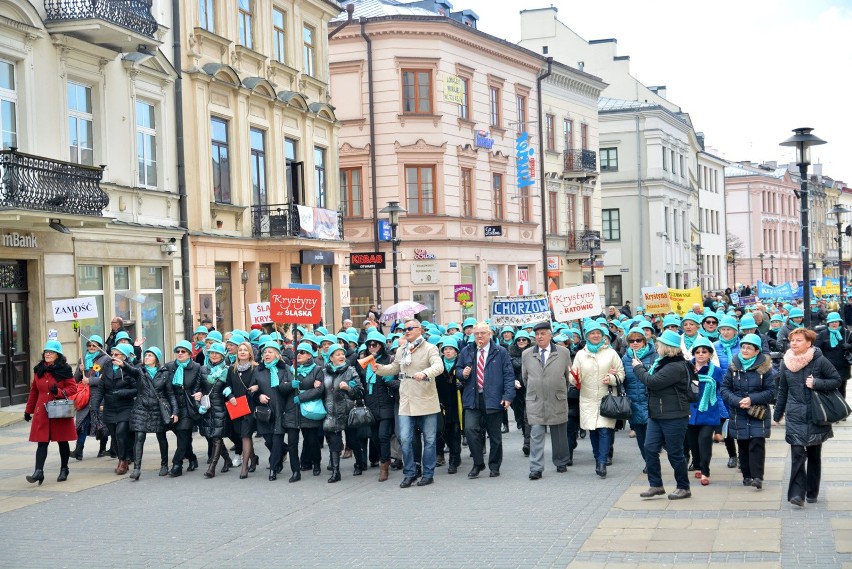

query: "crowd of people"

left=22, top=295, right=850, bottom=507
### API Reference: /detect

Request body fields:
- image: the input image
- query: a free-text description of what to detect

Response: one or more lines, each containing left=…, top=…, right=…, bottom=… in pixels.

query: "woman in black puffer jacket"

left=90, top=343, right=139, bottom=476
left=322, top=345, right=364, bottom=483
left=720, top=334, right=775, bottom=491
left=357, top=332, right=395, bottom=481
left=250, top=341, right=293, bottom=481
left=198, top=343, right=233, bottom=478
left=508, top=332, right=531, bottom=455
left=129, top=347, right=177, bottom=480
left=813, top=312, right=851, bottom=397
left=165, top=341, right=205, bottom=477
left=774, top=327, right=842, bottom=507
left=280, top=342, right=325, bottom=483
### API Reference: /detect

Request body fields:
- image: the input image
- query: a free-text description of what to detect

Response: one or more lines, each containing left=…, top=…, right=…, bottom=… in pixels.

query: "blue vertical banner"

left=377, top=220, right=391, bottom=242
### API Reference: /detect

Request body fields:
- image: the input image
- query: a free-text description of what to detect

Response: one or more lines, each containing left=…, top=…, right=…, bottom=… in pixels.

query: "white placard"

left=52, top=296, right=99, bottom=322
left=248, top=302, right=273, bottom=325
left=550, top=285, right=602, bottom=322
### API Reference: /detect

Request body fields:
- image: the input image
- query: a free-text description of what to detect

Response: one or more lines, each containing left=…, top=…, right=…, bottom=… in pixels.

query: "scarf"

left=697, top=363, right=718, bottom=413
left=401, top=337, right=425, bottom=367
left=297, top=363, right=317, bottom=377
left=628, top=345, right=650, bottom=360
left=443, top=356, right=457, bottom=373
left=84, top=351, right=98, bottom=371
left=145, top=365, right=158, bottom=379
left=829, top=327, right=843, bottom=348
left=227, top=353, right=237, bottom=365
left=718, top=335, right=738, bottom=364
left=265, top=359, right=280, bottom=387
left=365, top=361, right=378, bottom=395
left=683, top=333, right=698, bottom=351
left=236, top=361, right=252, bottom=372
left=207, top=362, right=227, bottom=384
left=328, top=361, right=347, bottom=373
left=171, top=359, right=189, bottom=386
left=783, top=346, right=815, bottom=373
left=585, top=339, right=604, bottom=354
left=700, top=328, right=719, bottom=341
left=648, top=357, right=662, bottom=376
left=194, top=341, right=205, bottom=351
left=112, top=364, right=121, bottom=374
left=737, top=353, right=757, bottom=371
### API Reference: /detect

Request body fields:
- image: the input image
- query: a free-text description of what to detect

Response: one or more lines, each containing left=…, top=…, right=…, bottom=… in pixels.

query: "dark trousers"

left=134, top=431, right=168, bottom=467
left=443, top=420, right=462, bottom=467
left=464, top=405, right=504, bottom=472
left=644, top=417, right=689, bottom=490
left=737, top=437, right=766, bottom=481
left=566, top=415, right=580, bottom=452
left=263, top=433, right=285, bottom=472
left=75, top=414, right=90, bottom=449
left=511, top=395, right=527, bottom=430
left=107, top=421, right=131, bottom=461
left=370, top=418, right=393, bottom=463
left=300, top=427, right=322, bottom=467
left=35, top=441, right=70, bottom=470
left=789, top=444, right=822, bottom=501
left=686, top=425, right=715, bottom=476
left=172, top=429, right=194, bottom=466
left=632, top=422, right=647, bottom=462
left=284, top=429, right=301, bottom=473
left=327, top=431, right=344, bottom=454
left=345, top=426, right=368, bottom=468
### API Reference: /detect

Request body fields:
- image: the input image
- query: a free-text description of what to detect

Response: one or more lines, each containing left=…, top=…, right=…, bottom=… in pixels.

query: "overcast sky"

left=447, top=0, right=852, bottom=183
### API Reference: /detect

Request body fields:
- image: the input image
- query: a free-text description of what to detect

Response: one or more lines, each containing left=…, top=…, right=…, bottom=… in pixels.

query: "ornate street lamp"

left=769, top=254, right=775, bottom=284
left=379, top=201, right=407, bottom=305
left=582, top=232, right=601, bottom=284
left=758, top=253, right=765, bottom=283
left=828, top=204, right=850, bottom=301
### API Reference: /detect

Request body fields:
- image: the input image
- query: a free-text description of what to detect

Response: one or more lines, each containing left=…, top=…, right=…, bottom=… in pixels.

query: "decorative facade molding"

left=394, top=139, right=447, bottom=154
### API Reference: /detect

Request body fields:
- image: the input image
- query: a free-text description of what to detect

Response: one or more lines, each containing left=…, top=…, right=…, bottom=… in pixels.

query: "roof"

left=724, top=163, right=788, bottom=179
left=331, top=0, right=436, bottom=20
left=598, top=96, right=692, bottom=129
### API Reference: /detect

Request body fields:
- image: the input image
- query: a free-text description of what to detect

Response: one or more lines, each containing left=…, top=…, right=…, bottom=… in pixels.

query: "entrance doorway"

left=0, top=261, right=30, bottom=406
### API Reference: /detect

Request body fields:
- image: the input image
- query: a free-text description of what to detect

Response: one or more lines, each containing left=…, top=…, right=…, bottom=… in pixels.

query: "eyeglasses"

left=627, top=338, right=644, bottom=344
left=704, top=321, right=718, bottom=326
left=404, top=327, right=420, bottom=332
left=694, top=349, right=712, bottom=354
left=86, top=343, right=99, bottom=348
left=175, top=349, right=190, bottom=354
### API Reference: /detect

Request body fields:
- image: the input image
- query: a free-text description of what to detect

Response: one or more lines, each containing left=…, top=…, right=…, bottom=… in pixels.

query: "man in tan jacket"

left=374, top=319, right=443, bottom=488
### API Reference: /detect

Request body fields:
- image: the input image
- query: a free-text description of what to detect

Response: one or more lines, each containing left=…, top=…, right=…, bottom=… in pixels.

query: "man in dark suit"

left=455, top=322, right=515, bottom=478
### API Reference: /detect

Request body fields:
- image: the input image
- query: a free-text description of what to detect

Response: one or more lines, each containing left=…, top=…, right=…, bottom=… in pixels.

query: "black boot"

left=129, top=440, right=143, bottom=480
left=187, top=457, right=199, bottom=472
left=566, top=450, right=574, bottom=467
left=26, top=469, right=44, bottom=485
left=354, top=462, right=363, bottom=476
left=159, top=446, right=169, bottom=476
left=328, top=452, right=341, bottom=483
left=57, top=467, right=69, bottom=482
left=71, top=445, right=83, bottom=461
left=596, top=461, right=607, bottom=478
left=168, top=464, right=183, bottom=477
left=220, top=443, right=231, bottom=473
left=289, top=470, right=301, bottom=483
left=205, top=440, right=222, bottom=478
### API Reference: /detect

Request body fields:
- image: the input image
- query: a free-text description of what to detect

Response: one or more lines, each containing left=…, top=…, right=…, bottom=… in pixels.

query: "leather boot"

left=205, top=440, right=222, bottom=478
left=566, top=450, right=574, bottom=467
left=116, top=460, right=129, bottom=475
left=167, top=464, right=183, bottom=477
left=220, top=443, right=231, bottom=473
left=328, top=451, right=341, bottom=483
left=57, top=467, right=69, bottom=482
left=71, top=445, right=83, bottom=461
left=596, top=461, right=607, bottom=478
left=129, top=441, right=143, bottom=480
left=159, top=446, right=169, bottom=476
left=379, top=460, right=390, bottom=482
left=26, top=469, right=44, bottom=485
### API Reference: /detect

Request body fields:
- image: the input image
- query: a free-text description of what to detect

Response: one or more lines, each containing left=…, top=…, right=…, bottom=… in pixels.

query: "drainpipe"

left=172, top=0, right=193, bottom=339
left=636, top=114, right=643, bottom=294
left=360, top=18, right=382, bottom=309
left=537, top=57, right=553, bottom=292
left=328, top=4, right=354, bottom=39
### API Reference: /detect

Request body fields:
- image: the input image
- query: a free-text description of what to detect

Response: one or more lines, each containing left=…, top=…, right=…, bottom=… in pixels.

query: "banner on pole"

left=248, top=302, right=273, bottom=325
left=490, top=293, right=550, bottom=326
left=550, top=284, right=602, bottom=322
left=641, top=286, right=672, bottom=315
left=52, top=296, right=98, bottom=322
left=667, top=287, right=702, bottom=316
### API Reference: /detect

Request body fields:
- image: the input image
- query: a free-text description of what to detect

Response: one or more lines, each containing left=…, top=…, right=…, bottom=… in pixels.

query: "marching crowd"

left=22, top=295, right=851, bottom=507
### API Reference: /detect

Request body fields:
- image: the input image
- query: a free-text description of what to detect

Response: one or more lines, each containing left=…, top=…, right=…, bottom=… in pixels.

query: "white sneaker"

left=232, top=454, right=242, bottom=467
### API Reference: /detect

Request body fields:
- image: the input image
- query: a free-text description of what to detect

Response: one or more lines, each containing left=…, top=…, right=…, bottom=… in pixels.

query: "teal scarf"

left=683, top=333, right=697, bottom=351
left=365, top=362, right=378, bottom=395
left=227, top=353, right=236, bottom=365
left=266, top=359, right=280, bottom=387
left=207, top=362, right=227, bottom=384
left=700, top=329, right=720, bottom=341
left=297, top=363, right=317, bottom=377
left=585, top=339, right=604, bottom=354
left=443, top=357, right=457, bottom=373
left=829, top=327, right=843, bottom=348
left=112, top=364, right=120, bottom=374
left=145, top=365, right=158, bottom=379
left=194, top=341, right=204, bottom=351
left=738, top=353, right=757, bottom=371
left=628, top=345, right=650, bottom=360
left=329, top=362, right=346, bottom=373
left=171, top=359, right=189, bottom=386
left=648, top=358, right=662, bottom=375
left=719, top=335, right=739, bottom=364
left=697, top=363, right=718, bottom=413
left=84, top=351, right=98, bottom=371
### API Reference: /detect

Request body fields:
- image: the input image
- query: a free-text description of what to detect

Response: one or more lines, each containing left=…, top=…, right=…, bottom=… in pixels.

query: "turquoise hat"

left=358, top=343, right=367, bottom=354
left=320, top=334, right=338, bottom=346
left=788, top=307, right=804, bottom=319
left=174, top=340, right=193, bottom=353
left=336, top=331, right=350, bottom=343
left=43, top=339, right=63, bottom=355
left=440, top=336, right=459, bottom=352
left=426, top=335, right=440, bottom=345
left=514, top=330, right=531, bottom=342
left=144, top=346, right=163, bottom=364
left=315, top=326, right=329, bottom=336
left=690, top=335, right=715, bottom=354
left=827, top=312, right=843, bottom=324
left=500, top=326, right=515, bottom=336
left=626, top=327, right=645, bottom=339
left=327, top=344, right=346, bottom=358
left=638, top=320, right=654, bottom=331
left=194, top=326, right=208, bottom=335
left=366, top=331, right=386, bottom=344
left=295, top=326, right=309, bottom=338
left=446, top=322, right=460, bottom=331
left=87, top=334, right=104, bottom=347
left=112, top=343, right=134, bottom=359
left=115, top=331, right=132, bottom=342
left=662, top=314, right=681, bottom=328
left=657, top=330, right=683, bottom=348
left=249, top=329, right=262, bottom=342
left=462, top=317, right=477, bottom=329
left=226, top=333, right=247, bottom=346
left=207, top=342, right=227, bottom=357
left=682, top=313, right=703, bottom=325
left=295, top=342, right=317, bottom=357
left=553, top=333, right=568, bottom=343
left=269, top=331, right=283, bottom=341
left=718, top=315, right=739, bottom=330
left=636, top=306, right=646, bottom=313
left=466, top=334, right=475, bottom=343
left=258, top=334, right=271, bottom=344
left=390, top=339, right=399, bottom=351
left=261, top=340, right=281, bottom=354
left=301, top=334, right=319, bottom=346
left=770, top=314, right=784, bottom=323
left=583, top=321, right=604, bottom=337
left=740, top=333, right=763, bottom=349
left=206, top=330, right=223, bottom=343
left=739, top=314, right=757, bottom=330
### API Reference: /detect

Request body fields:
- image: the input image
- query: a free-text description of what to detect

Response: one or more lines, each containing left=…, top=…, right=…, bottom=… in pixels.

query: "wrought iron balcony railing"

left=0, top=148, right=108, bottom=216
left=44, top=0, right=158, bottom=39
left=564, top=149, right=597, bottom=173
left=251, top=203, right=343, bottom=240
left=566, top=229, right=601, bottom=253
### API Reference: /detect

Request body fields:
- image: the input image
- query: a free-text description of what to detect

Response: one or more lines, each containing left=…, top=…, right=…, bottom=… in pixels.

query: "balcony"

left=44, top=0, right=160, bottom=51
left=566, top=229, right=601, bottom=254
left=563, top=149, right=597, bottom=177
left=251, top=204, right=343, bottom=241
left=0, top=148, right=109, bottom=216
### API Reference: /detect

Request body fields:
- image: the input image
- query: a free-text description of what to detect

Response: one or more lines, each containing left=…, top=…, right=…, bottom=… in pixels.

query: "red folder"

left=226, top=395, right=251, bottom=419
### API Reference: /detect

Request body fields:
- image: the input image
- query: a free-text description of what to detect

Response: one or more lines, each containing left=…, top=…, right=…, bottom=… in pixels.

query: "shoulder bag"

left=299, top=393, right=327, bottom=421
left=810, top=388, right=852, bottom=425
left=347, top=400, right=375, bottom=427
left=599, top=380, right=632, bottom=420
left=45, top=389, right=76, bottom=419
left=254, top=404, right=273, bottom=423
left=183, top=390, right=201, bottom=421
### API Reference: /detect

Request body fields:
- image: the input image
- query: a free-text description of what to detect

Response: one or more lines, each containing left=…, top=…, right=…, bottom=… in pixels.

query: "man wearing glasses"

left=373, top=319, right=443, bottom=488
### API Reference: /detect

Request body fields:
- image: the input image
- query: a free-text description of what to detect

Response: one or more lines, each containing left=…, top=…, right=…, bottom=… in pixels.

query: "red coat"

left=25, top=366, right=78, bottom=443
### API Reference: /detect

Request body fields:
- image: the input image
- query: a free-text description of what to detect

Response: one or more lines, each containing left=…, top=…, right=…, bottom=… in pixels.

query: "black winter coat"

left=129, top=367, right=177, bottom=433
left=632, top=355, right=691, bottom=420
left=357, top=350, right=395, bottom=421
left=435, top=359, right=462, bottom=426
left=720, top=353, right=775, bottom=440
left=90, top=363, right=139, bottom=424
left=774, top=348, right=842, bottom=446
left=322, top=364, right=364, bottom=432
left=199, top=368, right=232, bottom=439
left=281, top=364, right=325, bottom=429
left=165, top=360, right=205, bottom=430
left=813, top=328, right=851, bottom=382
left=250, top=360, right=293, bottom=435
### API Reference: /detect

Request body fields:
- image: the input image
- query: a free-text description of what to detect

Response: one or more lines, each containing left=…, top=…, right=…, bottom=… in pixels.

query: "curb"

left=0, top=413, right=24, bottom=428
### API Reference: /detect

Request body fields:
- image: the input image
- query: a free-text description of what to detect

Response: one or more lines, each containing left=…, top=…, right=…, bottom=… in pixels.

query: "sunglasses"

left=627, top=338, right=644, bottom=344
left=704, top=321, right=718, bottom=325
left=694, top=349, right=712, bottom=354
left=404, top=327, right=420, bottom=332
left=297, top=350, right=312, bottom=355
left=367, top=341, right=381, bottom=347
left=86, top=343, right=99, bottom=348
left=175, top=349, right=190, bottom=354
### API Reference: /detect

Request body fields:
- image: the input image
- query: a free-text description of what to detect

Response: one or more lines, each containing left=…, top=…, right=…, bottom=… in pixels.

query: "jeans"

left=397, top=413, right=438, bottom=479
left=632, top=423, right=647, bottom=462
left=588, top=428, right=613, bottom=464
left=370, top=418, right=393, bottom=463
left=75, top=414, right=90, bottom=449
left=644, top=417, right=689, bottom=490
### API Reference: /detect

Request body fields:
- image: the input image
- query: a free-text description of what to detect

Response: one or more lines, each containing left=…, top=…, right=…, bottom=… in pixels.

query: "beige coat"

left=375, top=339, right=443, bottom=416
left=571, top=345, right=625, bottom=430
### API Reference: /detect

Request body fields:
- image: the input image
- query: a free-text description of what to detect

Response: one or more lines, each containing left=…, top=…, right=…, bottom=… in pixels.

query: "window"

left=458, top=77, right=470, bottom=120
left=545, top=114, right=555, bottom=151
left=673, top=208, right=679, bottom=241
left=199, top=0, right=214, bottom=32
left=303, top=25, right=316, bottom=76
left=548, top=191, right=558, bottom=234
left=604, top=275, right=623, bottom=306
left=314, top=146, right=326, bottom=208
left=249, top=128, right=266, bottom=206
left=583, top=196, right=591, bottom=229
left=662, top=147, right=668, bottom=171
left=272, top=9, right=286, bottom=63
left=600, top=148, right=618, bottom=171
left=682, top=211, right=688, bottom=242
left=114, top=266, right=131, bottom=322
left=492, top=173, right=503, bottom=220
left=405, top=166, right=434, bottom=214
left=402, top=70, right=431, bottom=114
left=77, top=266, right=104, bottom=343
left=519, top=186, right=531, bottom=223
left=580, top=123, right=588, bottom=150
left=238, top=0, right=253, bottom=49
left=664, top=206, right=670, bottom=236
left=489, top=86, right=501, bottom=127
left=515, top=94, right=526, bottom=133
left=339, top=167, right=362, bottom=217
left=215, top=263, right=233, bottom=333
left=211, top=117, right=230, bottom=203
left=679, top=154, right=685, bottom=177
left=136, top=101, right=157, bottom=188
left=460, top=167, right=473, bottom=217
left=567, top=194, right=576, bottom=234
left=563, top=119, right=573, bottom=150
left=140, top=267, right=165, bottom=352
left=68, top=82, right=94, bottom=165
left=285, top=138, right=303, bottom=205
left=602, top=209, right=620, bottom=241
left=671, top=150, right=676, bottom=174
left=0, top=61, right=17, bottom=149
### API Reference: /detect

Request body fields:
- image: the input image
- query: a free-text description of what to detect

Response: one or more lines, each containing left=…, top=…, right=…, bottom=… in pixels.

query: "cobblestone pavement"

left=1, top=412, right=851, bottom=569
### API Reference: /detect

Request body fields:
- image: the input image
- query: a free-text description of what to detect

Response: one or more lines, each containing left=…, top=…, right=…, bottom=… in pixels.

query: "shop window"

left=77, top=265, right=104, bottom=343
left=604, top=275, right=622, bottom=306
left=215, top=262, right=232, bottom=333
left=413, top=290, right=439, bottom=323
left=140, top=267, right=164, bottom=351
left=0, top=60, right=17, bottom=149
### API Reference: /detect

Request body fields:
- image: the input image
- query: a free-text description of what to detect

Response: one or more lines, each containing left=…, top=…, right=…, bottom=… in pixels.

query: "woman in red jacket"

left=24, top=340, right=77, bottom=485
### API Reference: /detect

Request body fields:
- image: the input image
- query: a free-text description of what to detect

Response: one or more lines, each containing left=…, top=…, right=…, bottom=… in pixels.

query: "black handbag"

left=599, top=381, right=632, bottom=420
left=347, top=401, right=375, bottom=428
left=254, top=404, right=273, bottom=423
left=810, top=388, right=852, bottom=425
left=184, top=391, right=200, bottom=421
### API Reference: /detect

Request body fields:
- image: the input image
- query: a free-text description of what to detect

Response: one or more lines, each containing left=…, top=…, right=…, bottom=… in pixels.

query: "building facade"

left=696, top=146, right=728, bottom=292
left=0, top=0, right=183, bottom=406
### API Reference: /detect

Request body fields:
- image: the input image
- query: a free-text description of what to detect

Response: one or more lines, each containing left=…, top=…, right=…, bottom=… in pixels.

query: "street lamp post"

left=695, top=243, right=703, bottom=287
left=583, top=232, right=601, bottom=284
left=780, top=127, right=827, bottom=328
left=379, top=201, right=407, bottom=305
left=828, top=204, right=850, bottom=302
left=727, top=250, right=737, bottom=288
left=758, top=253, right=765, bottom=283
left=769, top=254, right=775, bottom=284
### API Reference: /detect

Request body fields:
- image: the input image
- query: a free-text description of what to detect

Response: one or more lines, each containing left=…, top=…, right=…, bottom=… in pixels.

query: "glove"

left=348, top=380, right=358, bottom=389
left=843, top=343, right=852, bottom=351
left=383, top=376, right=394, bottom=383
left=24, top=413, right=31, bottom=422
left=49, top=384, right=58, bottom=395
left=291, top=379, right=301, bottom=389
left=293, top=396, right=301, bottom=405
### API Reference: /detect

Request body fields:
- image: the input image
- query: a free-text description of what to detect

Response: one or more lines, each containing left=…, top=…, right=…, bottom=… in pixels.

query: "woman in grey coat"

left=773, top=327, right=842, bottom=507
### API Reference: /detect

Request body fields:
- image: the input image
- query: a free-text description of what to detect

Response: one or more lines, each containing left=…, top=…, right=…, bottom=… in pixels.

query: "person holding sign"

left=165, top=341, right=206, bottom=477
left=128, top=347, right=177, bottom=479
left=228, top=341, right=260, bottom=479
left=73, top=335, right=111, bottom=461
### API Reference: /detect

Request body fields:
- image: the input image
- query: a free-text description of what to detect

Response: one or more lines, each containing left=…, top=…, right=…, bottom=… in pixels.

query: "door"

left=0, top=261, right=30, bottom=406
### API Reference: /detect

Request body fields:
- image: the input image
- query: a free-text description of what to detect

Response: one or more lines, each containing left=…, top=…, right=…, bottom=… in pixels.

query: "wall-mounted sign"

left=515, top=131, right=536, bottom=189
left=377, top=220, right=392, bottom=241
left=411, top=260, right=440, bottom=284
left=484, top=225, right=502, bottom=237
left=300, top=250, right=335, bottom=265
left=443, top=73, right=464, bottom=104
left=475, top=130, right=494, bottom=150
left=351, top=252, right=386, bottom=269
left=413, top=248, right=436, bottom=260
left=2, top=232, right=38, bottom=248
left=454, top=284, right=473, bottom=309
left=546, top=256, right=560, bottom=277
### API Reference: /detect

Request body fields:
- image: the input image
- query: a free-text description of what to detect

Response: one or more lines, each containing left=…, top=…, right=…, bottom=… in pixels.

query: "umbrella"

left=380, top=301, right=428, bottom=322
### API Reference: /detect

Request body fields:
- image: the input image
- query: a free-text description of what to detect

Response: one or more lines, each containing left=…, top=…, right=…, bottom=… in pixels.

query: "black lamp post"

left=695, top=243, right=703, bottom=287
left=727, top=250, right=737, bottom=288
left=780, top=127, right=827, bottom=328
left=583, top=232, right=600, bottom=284
left=758, top=253, right=765, bottom=283
left=828, top=204, right=850, bottom=301
left=379, top=201, right=407, bottom=305
left=769, top=254, right=775, bottom=284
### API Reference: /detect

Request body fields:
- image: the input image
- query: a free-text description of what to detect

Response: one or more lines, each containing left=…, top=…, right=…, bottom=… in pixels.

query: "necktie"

left=540, top=349, right=547, bottom=366
left=476, top=348, right=485, bottom=392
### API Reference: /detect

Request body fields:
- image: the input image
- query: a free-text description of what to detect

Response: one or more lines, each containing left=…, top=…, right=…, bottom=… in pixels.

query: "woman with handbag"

left=773, top=327, right=842, bottom=507
left=128, top=347, right=178, bottom=479
left=198, top=342, right=234, bottom=478
left=571, top=321, right=625, bottom=479
left=280, top=342, right=326, bottom=482
left=166, top=340, right=205, bottom=477
left=250, top=340, right=293, bottom=481
left=814, top=312, right=851, bottom=398
left=72, top=334, right=111, bottom=460
left=322, top=344, right=365, bottom=483
left=686, top=336, right=726, bottom=486
left=228, top=341, right=259, bottom=479
left=622, top=327, right=655, bottom=470
left=720, top=333, right=776, bottom=491
left=23, top=340, right=77, bottom=485
left=358, top=331, right=397, bottom=481
left=631, top=330, right=693, bottom=500
left=713, top=316, right=741, bottom=470
left=89, top=343, right=139, bottom=476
